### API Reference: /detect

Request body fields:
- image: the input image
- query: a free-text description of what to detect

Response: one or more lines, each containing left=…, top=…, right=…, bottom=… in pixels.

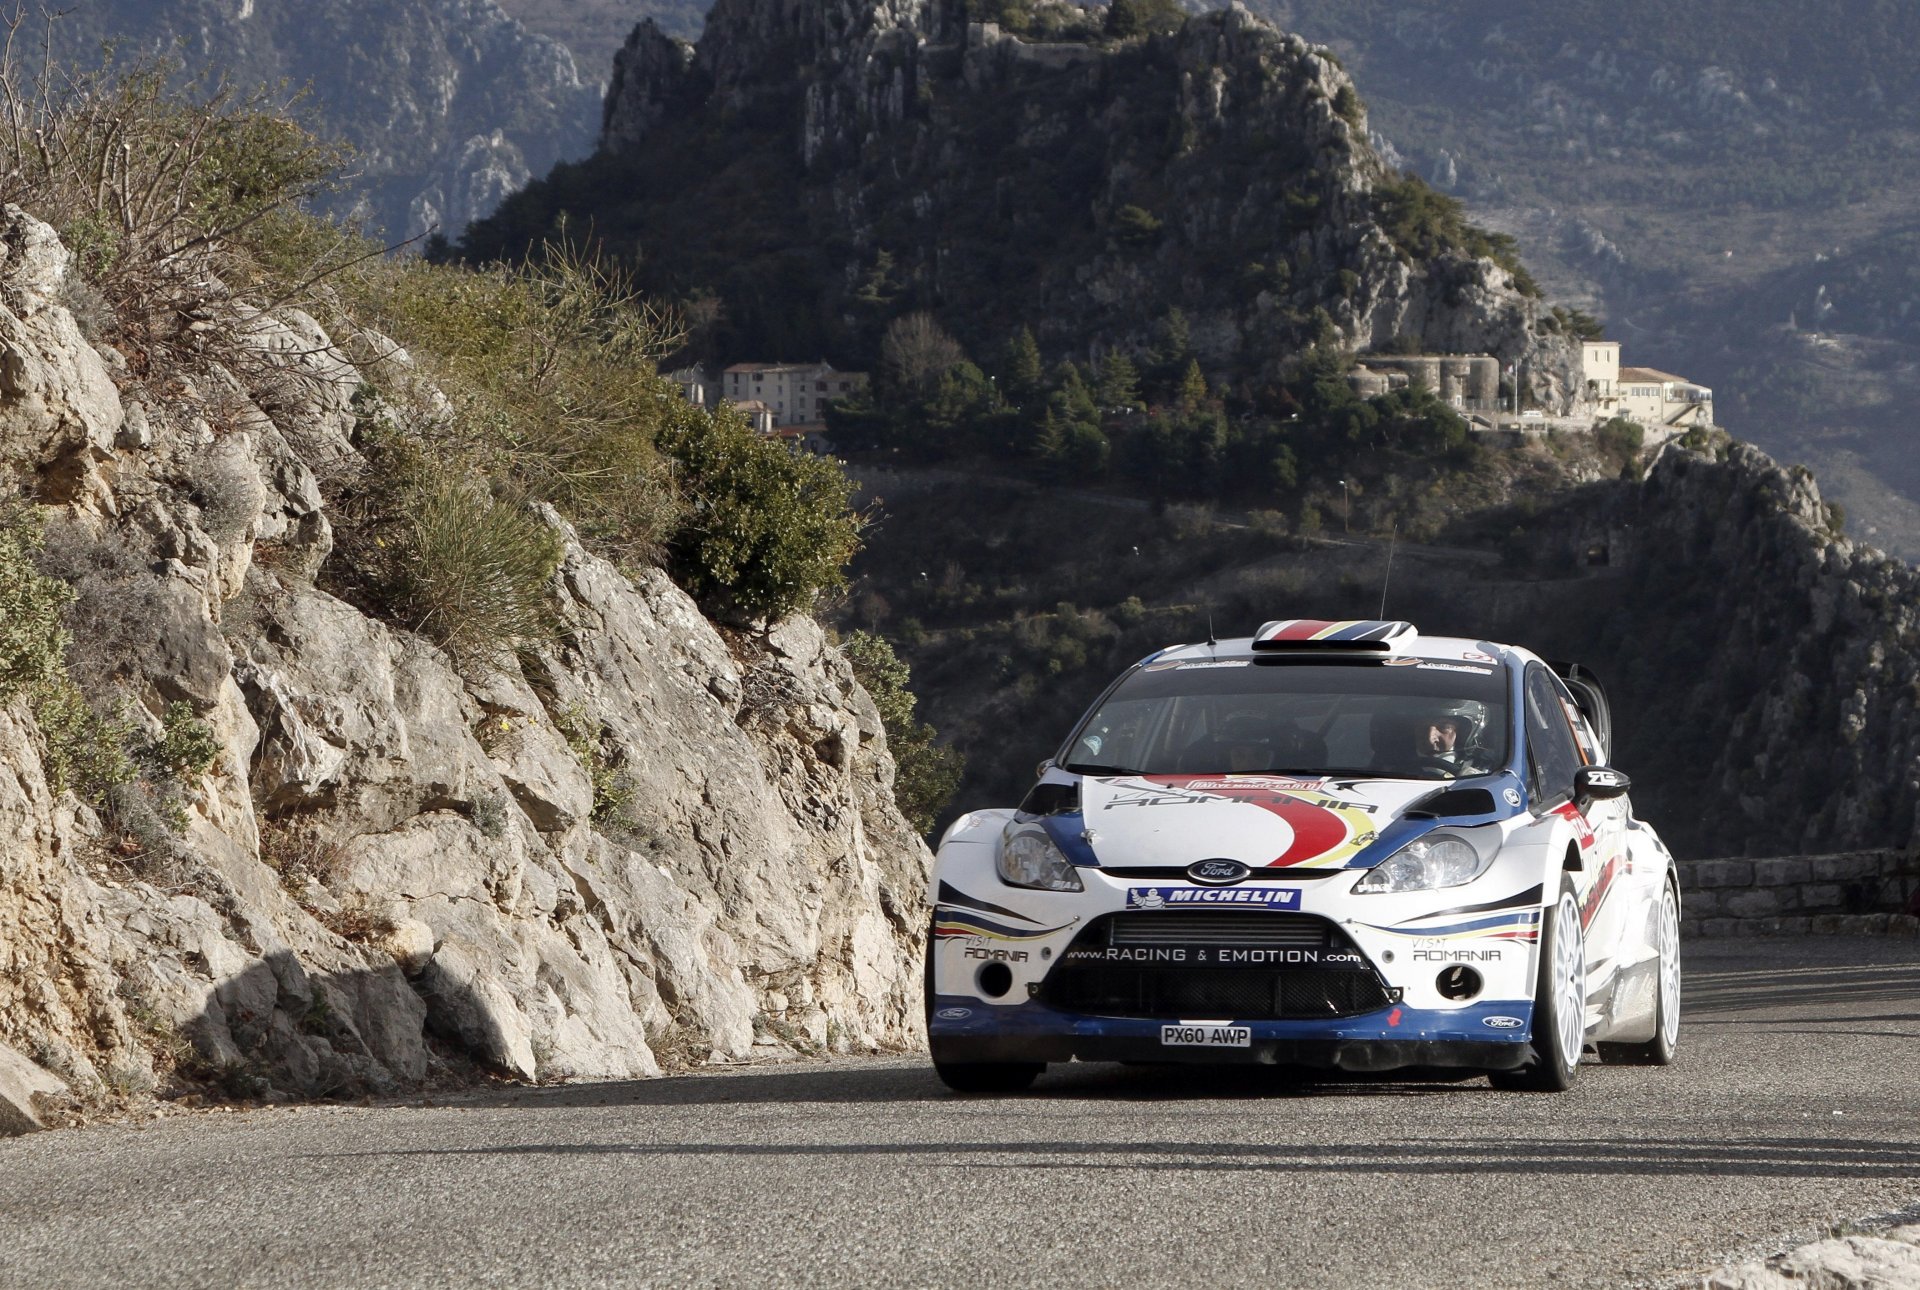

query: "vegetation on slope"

left=0, top=57, right=956, bottom=829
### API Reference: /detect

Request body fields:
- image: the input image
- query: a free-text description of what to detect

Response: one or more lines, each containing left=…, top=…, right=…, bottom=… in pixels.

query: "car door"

left=1524, top=664, right=1625, bottom=1002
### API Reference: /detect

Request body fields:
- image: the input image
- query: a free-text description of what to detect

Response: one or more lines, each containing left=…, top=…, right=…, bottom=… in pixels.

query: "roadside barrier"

left=1677, top=850, right=1920, bottom=937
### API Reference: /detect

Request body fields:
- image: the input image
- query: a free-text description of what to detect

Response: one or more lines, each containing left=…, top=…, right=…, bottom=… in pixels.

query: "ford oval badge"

left=1187, top=858, right=1250, bottom=886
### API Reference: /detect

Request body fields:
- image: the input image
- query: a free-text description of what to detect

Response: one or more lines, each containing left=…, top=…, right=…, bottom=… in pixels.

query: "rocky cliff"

left=1558, top=441, right=1920, bottom=859
left=470, top=0, right=1581, bottom=403
left=50, top=0, right=601, bottom=242
left=0, top=206, right=929, bottom=1113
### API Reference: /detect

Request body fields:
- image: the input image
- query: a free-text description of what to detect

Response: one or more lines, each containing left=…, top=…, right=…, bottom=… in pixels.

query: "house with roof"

left=726, top=399, right=778, bottom=435
left=667, top=365, right=712, bottom=408
left=1617, top=366, right=1713, bottom=432
left=722, top=362, right=869, bottom=427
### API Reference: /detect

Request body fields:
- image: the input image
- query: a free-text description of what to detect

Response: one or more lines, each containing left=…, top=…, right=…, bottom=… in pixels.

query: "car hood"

left=1076, top=773, right=1496, bottom=871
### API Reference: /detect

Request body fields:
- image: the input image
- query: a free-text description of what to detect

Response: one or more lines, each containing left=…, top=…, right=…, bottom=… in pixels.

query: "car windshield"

left=1063, top=657, right=1511, bottom=781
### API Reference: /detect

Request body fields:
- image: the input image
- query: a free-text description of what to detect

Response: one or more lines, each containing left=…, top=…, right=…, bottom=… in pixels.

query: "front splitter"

left=927, top=996, right=1533, bottom=1072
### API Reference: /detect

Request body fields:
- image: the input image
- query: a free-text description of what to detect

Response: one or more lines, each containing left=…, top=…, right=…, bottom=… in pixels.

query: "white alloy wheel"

left=1490, top=883, right=1587, bottom=1092
left=1550, top=892, right=1586, bottom=1077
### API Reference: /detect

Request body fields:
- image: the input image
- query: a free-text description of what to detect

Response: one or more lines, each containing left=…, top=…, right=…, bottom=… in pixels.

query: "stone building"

left=722, top=362, right=869, bottom=427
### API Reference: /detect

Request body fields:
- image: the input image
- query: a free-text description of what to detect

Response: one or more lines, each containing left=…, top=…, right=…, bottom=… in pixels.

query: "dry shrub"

left=340, top=237, right=687, bottom=567
left=0, top=19, right=349, bottom=383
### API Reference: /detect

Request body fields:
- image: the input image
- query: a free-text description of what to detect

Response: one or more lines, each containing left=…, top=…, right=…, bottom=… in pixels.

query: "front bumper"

left=927, top=996, right=1534, bottom=1071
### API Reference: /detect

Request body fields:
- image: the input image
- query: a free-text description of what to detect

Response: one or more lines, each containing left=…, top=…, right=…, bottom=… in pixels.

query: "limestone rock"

left=0, top=208, right=932, bottom=1104
left=1706, top=1231, right=1920, bottom=1290
left=0, top=1042, right=67, bottom=1135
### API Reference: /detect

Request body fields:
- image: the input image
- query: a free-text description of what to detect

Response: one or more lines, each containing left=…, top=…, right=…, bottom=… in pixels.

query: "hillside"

left=1243, top=0, right=1920, bottom=556
left=495, top=0, right=707, bottom=81
left=47, top=0, right=601, bottom=242
left=461, top=0, right=1580, bottom=402
left=847, top=432, right=1914, bottom=863
left=0, top=76, right=927, bottom=1110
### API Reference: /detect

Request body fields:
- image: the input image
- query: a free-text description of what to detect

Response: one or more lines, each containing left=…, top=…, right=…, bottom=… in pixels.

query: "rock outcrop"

left=475, top=0, right=1578, bottom=404
left=49, top=0, right=600, bottom=242
left=0, top=206, right=930, bottom=1109
left=1509, top=439, right=1920, bottom=858
left=1706, top=1222, right=1920, bottom=1290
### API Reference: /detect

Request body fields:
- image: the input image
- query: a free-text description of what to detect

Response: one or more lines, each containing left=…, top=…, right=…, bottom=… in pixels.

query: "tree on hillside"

left=1002, top=326, right=1044, bottom=402
left=1096, top=351, right=1140, bottom=408
left=1178, top=359, right=1208, bottom=412
left=1106, top=0, right=1186, bottom=38
left=881, top=312, right=966, bottom=397
left=1150, top=307, right=1193, bottom=392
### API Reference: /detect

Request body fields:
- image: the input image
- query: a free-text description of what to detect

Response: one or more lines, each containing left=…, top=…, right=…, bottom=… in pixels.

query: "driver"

left=1411, top=700, right=1488, bottom=773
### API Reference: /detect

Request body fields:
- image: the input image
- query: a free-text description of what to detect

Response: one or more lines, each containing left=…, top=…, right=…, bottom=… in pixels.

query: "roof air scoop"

left=1250, top=619, right=1420, bottom=652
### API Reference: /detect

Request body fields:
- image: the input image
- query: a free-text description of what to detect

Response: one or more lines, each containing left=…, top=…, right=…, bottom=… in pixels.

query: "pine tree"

left=1178, top=359, right=1208, bottom=412
left=1003, top=325, right=1043, bottom=401
left=1096, top=351, right=1140, bottom=409
left=1152, top=307, right=1192, bottom=385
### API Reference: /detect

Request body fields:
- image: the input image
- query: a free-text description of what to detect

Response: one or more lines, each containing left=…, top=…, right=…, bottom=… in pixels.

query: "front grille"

left=1040, top=911, right=1393, bottom=1021
left=1108, top=912, right=1327, bottom=948
left=1044, top=967, right=1393, bottom=1020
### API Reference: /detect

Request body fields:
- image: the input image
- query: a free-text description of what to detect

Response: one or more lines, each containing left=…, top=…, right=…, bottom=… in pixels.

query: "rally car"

left=925, top=619, right=1680, bottom=1093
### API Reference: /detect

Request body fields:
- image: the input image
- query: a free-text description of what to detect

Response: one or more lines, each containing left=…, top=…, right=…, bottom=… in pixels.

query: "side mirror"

left=1035, top=758, right=1056, bottom=780
left=1574, top=765, right=1631, bottom=808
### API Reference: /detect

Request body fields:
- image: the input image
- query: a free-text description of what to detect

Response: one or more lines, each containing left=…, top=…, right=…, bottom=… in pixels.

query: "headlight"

left=1352, top=834, right=1491, bottom=894
left=997, top=829, right=1084, bottom=892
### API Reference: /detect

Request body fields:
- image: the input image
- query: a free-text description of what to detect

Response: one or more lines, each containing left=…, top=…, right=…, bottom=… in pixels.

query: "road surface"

left=1, top=934, right=1915, bottom=1289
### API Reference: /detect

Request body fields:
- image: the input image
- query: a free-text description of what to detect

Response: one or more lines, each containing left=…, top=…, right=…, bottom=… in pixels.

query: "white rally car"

left=925, top=619, right=1680, bottom=1093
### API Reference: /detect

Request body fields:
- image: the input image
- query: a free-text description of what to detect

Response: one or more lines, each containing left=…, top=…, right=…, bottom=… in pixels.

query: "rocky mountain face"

left=469, top=0, right=1580, bottom=401
left=496, top=0, right=707, bottom=85
left=0, top=206, right=928, bottom=1107
left=1245, top=0, right=1920, bottom=556
left=1551, top=442, right=1920, bottom=859
left=50, top=0, right=601, bottom=243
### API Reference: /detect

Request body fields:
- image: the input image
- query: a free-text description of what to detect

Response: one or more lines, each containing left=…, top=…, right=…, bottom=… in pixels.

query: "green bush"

left=1595, top=417, right=1646, bottom=477
left=0, top=59, right=346, bottom=378
left=148, top=701, right=221, bottom=782
left=843, top=632, right=963, bottom=835
left=0, top=514, right=73, bottom=706
left=554, top=702, right=634, bottom=825
left=342, top=240, right=686, bottom=567
left=27, top=677, right=132, bottom=802
left=656, top=404, right=864, bottom=621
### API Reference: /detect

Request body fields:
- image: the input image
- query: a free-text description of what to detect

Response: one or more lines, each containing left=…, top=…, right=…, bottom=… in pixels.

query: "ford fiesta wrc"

left=925, top=619, right=1681, bottom=1093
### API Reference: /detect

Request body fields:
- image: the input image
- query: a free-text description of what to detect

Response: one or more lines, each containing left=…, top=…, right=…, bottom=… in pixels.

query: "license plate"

left=1160, top=1023, right=1251, bottom=1048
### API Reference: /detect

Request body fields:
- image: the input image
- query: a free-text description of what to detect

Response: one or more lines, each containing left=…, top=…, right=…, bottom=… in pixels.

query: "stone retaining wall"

left=1678, top=851, right=1920, bottom=937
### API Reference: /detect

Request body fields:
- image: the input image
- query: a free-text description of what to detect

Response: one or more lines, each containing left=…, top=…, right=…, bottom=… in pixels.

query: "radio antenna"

left=1206, top=613, right=1217, bottom=647
left=1378, top=528, right=1397, bottom=618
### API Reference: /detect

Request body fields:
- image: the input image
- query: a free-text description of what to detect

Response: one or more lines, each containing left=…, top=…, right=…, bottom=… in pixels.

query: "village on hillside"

left=671, top=336, right=1713, bottom=457
left=1346, top=339, right=1714, bottom=439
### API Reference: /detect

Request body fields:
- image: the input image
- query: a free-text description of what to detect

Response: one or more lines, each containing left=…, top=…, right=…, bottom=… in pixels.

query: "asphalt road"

left=2, top=935, right=1916, bottom=1290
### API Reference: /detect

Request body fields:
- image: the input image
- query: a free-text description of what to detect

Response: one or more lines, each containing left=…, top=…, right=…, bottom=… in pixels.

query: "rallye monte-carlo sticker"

left=1078, top=774, right=1407, bottom=869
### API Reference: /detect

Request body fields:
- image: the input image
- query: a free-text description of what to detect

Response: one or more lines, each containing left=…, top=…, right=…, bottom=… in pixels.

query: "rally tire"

left=924, top=916, right=1045, bottom=1095
left=1489, top=880, right=1587, bottom=1092
left=1600, top=876, right=1682, bottom=1066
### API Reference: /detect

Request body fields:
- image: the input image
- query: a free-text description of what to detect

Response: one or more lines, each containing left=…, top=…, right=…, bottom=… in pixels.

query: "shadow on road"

left=318, top=1133, right=1920, bottom=1181
left=1685, top=961, right=1919, bottom=1016
left=446, top=1060, right=1487, bottom=1112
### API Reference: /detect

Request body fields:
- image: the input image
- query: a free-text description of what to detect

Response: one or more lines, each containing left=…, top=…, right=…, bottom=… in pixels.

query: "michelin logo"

left=1126, top=886, right=1301, bottom=911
